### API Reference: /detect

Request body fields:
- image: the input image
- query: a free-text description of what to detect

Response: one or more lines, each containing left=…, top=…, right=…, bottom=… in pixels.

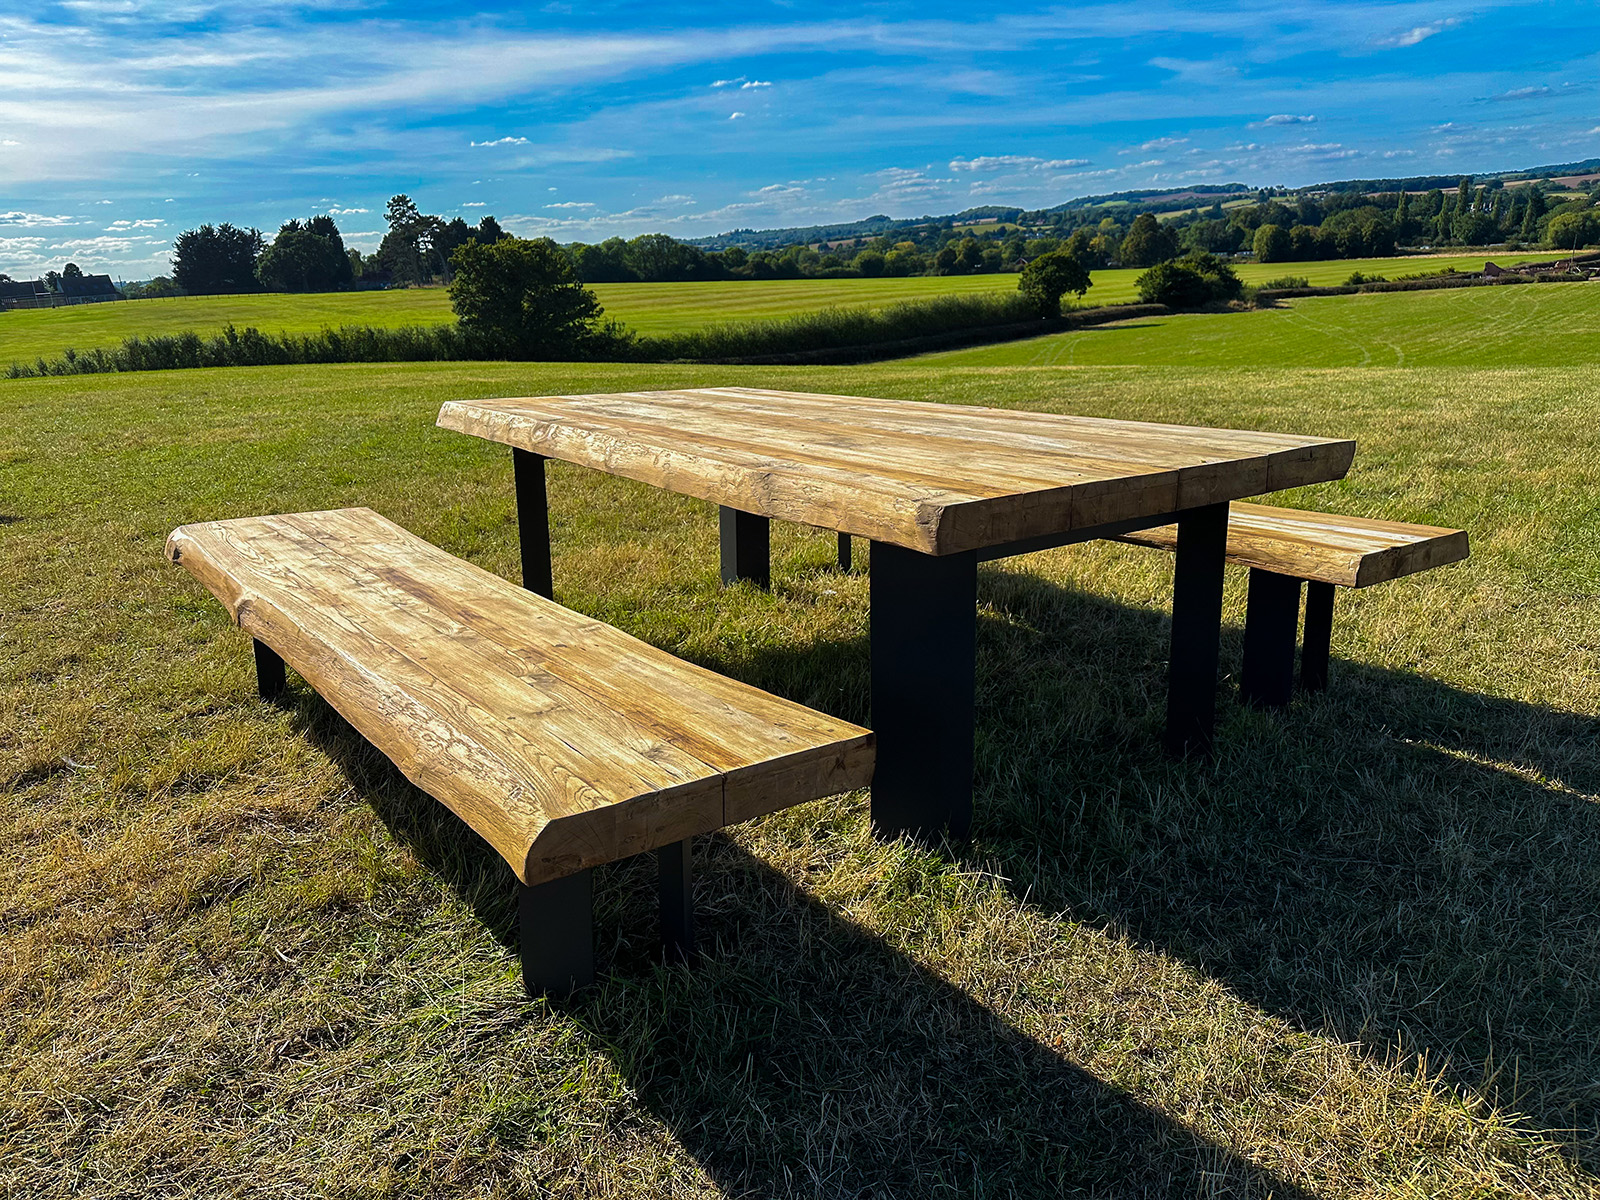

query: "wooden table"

left=438, top=387, right=1355, bottom=839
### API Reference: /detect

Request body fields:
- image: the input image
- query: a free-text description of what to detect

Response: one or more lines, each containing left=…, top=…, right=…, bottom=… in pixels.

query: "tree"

left=1546, top=209, right=1600, bottom=251
left=62, top=262, right=84, bottom=281
left=1521, top=188, right=1547, bottom=241
left=852, top=249, right=886, bottom=277
left=448, top=236, right=605, bottom=357
left=1252, top=223, right=1291, bottom=263
left=43, top=270, right=62, bottom=293
left=378, top=194, right=430, bottom=285
left=1120, top=213, right=1179, bottom=267
left=172, top=223, right=264, bottom=294
left=255, top=217, right=354, bottom=292
left=1017, top=250, right=1092, bottom=317
left=1135, top=252, right=1242, bottom=309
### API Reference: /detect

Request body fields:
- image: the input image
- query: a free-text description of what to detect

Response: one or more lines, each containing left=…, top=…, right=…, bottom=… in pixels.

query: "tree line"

left=145, top=178, right=1600, bottom=300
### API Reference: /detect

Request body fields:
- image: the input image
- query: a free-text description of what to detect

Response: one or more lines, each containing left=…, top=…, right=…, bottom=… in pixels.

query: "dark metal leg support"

left=517, top=869, right=593, bottom=999
left=837, top=532, right=852, bottom=573
left=719, top=506, right=770, bottom=589
left=513, top=448, right=553, bottom=599
left=1300, top=581, right=1336, bottom=693
left=1240, top=569, right=1302, bottom=709
left=253, top=639, right=285, bottom=701
left=1164, top=502, right=1229, bottom=757
left=656, top=839, right=696, bottom=965
left=869, top=541, right=978, bottom=841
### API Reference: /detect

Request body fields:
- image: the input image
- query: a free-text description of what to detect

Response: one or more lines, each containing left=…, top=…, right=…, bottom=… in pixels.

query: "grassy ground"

left=3, top=334, right=1598, bottom=1195
left=0, top=251, right=1569, bottom=365
left=924, top=280, right=1600, bottom=369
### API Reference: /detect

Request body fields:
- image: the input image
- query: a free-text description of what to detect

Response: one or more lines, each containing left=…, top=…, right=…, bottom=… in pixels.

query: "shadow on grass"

left=296, top=702, right=1311, bottom=1198
left=289, top=555, right=1600, bottom=1178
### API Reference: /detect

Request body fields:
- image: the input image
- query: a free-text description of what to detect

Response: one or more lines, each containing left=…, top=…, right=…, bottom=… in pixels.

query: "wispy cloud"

left=949, top=155, right=1089, bottom=172
left=741, top=79, right=771, bottom=89
left=546, top=201, right=595, bottom=208
left=0, top=211, right=78, bottom=227
left=1490, top=85, right=1553, bottom=102
left=1253, top=114, right=1317, bottom=127
left=1372, top=17, right=1460, bottom=49
left=471, top=136, right=529, bottom=147
left=729, top=111, right=746, bottom=120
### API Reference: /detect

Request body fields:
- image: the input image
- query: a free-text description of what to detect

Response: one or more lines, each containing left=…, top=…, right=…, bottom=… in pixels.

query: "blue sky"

left=1, top=1, right=1596, bottom=279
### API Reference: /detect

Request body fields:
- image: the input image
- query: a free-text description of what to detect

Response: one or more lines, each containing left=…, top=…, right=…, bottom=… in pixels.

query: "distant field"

left=0, top=250, right=1572, bottom=364
left=922, top=279, right=1600, bottom=369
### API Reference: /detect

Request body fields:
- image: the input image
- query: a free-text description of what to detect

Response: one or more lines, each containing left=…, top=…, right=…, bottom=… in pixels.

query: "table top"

left=438, top=387, right=1356, bottom=555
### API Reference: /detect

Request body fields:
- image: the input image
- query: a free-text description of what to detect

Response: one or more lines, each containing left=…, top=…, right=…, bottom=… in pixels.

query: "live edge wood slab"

left=166, top=507, right=874, bottom=887
left=1117, top=502, right=1470, bottom=588
left=436, top=388, right=1358, bottom=556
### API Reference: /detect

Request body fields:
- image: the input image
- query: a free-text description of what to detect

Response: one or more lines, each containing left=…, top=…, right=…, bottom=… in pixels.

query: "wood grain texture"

left=1117, top=502, right=1469, bottom=587
left=436, top=387, right=1356, bottom=555
left=166, top=507, right=874, bottom=885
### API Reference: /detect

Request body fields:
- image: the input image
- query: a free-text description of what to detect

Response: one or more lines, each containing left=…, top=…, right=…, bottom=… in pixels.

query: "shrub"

left=1258, top=275, right=1310, bottom=289
left=1346, top=270, right=1387, bottom=285
left=1135, top=252, right=1243, bottom=309
left=1017, top=251, right=1092, bottom=317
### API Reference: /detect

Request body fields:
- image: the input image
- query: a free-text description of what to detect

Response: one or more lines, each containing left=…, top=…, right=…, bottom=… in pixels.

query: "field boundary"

left=697, top=303, right=1170, bottom=365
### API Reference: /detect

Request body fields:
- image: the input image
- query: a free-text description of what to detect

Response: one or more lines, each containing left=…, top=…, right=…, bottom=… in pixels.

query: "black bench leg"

left=719, top=506, right=770, bottom=589
left=518, top=869, right=593, bottom=999
left=657, top=838, right=696, bottom=965
left=513, top=448, right=553, bottom=599
left=1164, top=502, right=1229, bottom=757
left=870, top=541, right=978, bottom=841
left=253, top=639, right=286, bottom=701
left=837, top=532, right=852, bottom=573
left=1240, top=569, right=1302, bottom=709
left=1300, top=581, right=1336, bottom=693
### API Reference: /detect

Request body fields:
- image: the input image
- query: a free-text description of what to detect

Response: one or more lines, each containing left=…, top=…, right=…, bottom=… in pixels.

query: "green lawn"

left=926, top=279, right=1600, bottom=369
left=3, top=329, right=1598, bottom=1194
left=0, top=250, right=1570, bottom=366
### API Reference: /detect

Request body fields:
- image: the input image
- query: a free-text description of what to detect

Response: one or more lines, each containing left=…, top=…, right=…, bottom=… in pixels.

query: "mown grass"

left=925, top=279, right=1600, bottom=370
left=3, top=337, right=1598, bottom=1195
left=0, top=250, right=1570, bottom=366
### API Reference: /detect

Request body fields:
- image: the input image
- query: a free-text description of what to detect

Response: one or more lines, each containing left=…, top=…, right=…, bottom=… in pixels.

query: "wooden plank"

left=1115, top=502, right=1469, bottom=587
left=167, top=508, right=874, bottom=884
left=437, top=388, right=1355, bottom=554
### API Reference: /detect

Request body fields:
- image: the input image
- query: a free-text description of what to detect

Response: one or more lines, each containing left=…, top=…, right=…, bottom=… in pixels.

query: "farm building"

left=0, top=273, right=121, bottom=310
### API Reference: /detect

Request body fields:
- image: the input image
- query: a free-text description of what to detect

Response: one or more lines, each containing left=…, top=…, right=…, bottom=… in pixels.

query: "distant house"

left=0, top=274, right=122, bottom=310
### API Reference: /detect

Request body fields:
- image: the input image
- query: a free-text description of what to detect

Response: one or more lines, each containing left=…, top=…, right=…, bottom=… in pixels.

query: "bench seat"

left=1117, top=502, right=1468, bottom=705
left=167, top=507, right=874, bottom=993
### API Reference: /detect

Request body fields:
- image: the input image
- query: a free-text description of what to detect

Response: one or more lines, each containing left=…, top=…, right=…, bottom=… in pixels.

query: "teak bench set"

left=167, top=388, right=1468, bottom=997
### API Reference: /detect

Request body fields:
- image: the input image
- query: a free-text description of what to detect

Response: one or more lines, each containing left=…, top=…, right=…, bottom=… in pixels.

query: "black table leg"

left=518, top=869, right=593, bottom=999
left=253, top=639, right=285, bottom=701
left=837, top=532, right=852, bottom=573
left=657, top=838, right=696, bottom=965
left=869, top=541, right=978, bottom=840
left=1300, top=581, right=1336, bottom=693
left=1164, top=502, right=1229, bottom=757
left=719, top=506, right=770, bottom=589
left=513, top=448, right=553, bottom=599
left=1240, top=568, right=1302, bottom=709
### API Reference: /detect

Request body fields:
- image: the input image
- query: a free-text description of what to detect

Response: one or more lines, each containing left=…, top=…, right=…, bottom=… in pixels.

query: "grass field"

left=925, top=280, right=1600, bottom=369
left=0, top=250, right=1571, bottom=366
left=4, top=295, right=1599, bottom=1195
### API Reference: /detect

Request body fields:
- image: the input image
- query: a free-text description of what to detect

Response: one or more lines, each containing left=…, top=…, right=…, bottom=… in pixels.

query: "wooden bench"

left=1117, top=503, right=1469, bottom=706
left=166, top=507, right=874, bottom=997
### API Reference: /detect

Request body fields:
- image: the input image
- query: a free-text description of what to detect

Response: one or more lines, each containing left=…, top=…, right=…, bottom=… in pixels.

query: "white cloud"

left=1, top=139, right=17, bottom=146
left=1254, top=114, right=1317, bottom=127
left=949, top=154, right=1089, bottom=172
left=546, top=201, right=595, bottom=208
left=1137, top=136, right=1187, bottom=151
left=1490, top=85, right=1553, bottom=102
left=471, top=136, right=529, bottom=146
left=1286, top=142, right=1360, bottom=159
left=1130, top=159, right=1163, bottom=168
left=729, top=111, right=746, bottom=119
left=461, top=201, right=486, bottom=207
left=0, top=211, right=77, bottom=227
left=327, top=206, right=367, bottom=214
left=711, top=78, right=740, bottom=88
left=655, top=193, right=694, bottom=204
left=741, top=79, right=771, bottom=89
left=107, top=218, right=163, bottom=229
left=1373, top=18, right=1460, bottom=48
